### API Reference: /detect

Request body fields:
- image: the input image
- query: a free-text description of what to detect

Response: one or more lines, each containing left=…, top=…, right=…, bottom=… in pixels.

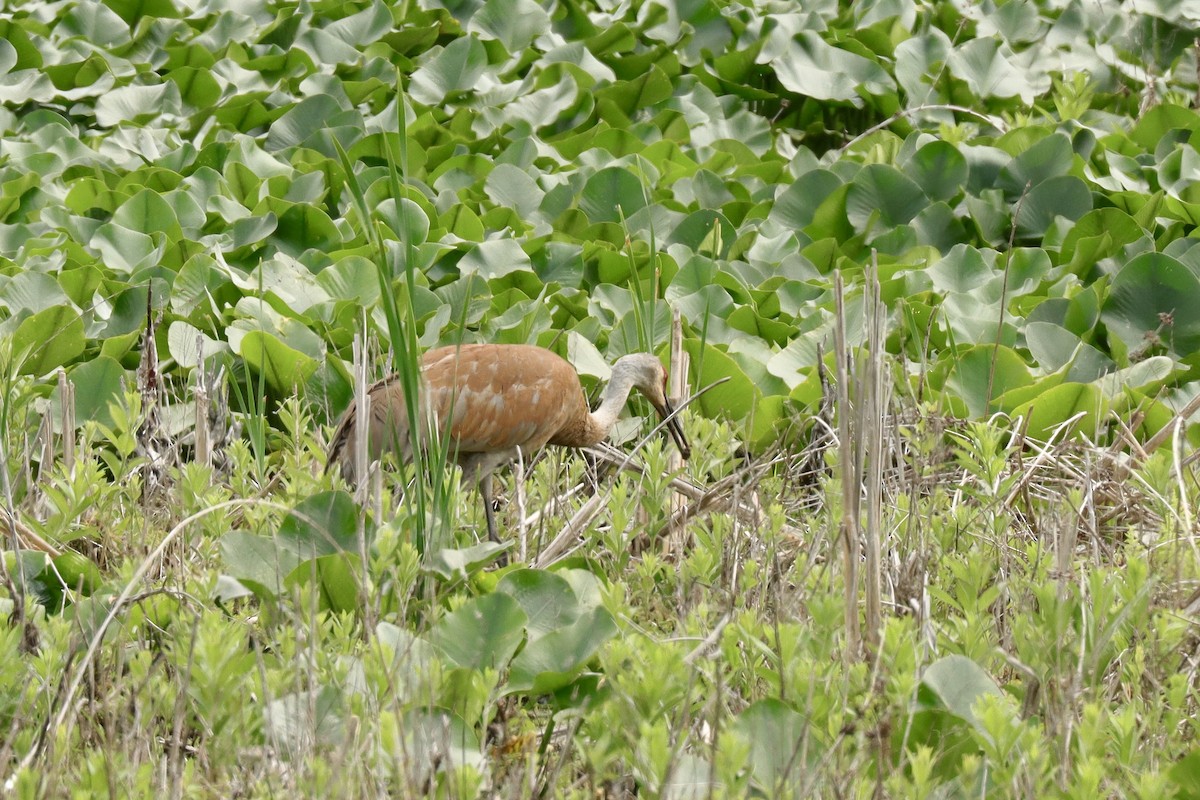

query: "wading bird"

left=326, top=343, right=690, bottom=548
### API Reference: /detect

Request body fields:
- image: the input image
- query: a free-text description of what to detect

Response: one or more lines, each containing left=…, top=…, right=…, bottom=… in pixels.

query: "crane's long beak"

left=656, top=398, right=691, bottom=460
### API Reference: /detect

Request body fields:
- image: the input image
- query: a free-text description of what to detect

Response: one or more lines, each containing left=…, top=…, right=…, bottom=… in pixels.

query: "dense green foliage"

left=3, top=0, right=1200, bottom=795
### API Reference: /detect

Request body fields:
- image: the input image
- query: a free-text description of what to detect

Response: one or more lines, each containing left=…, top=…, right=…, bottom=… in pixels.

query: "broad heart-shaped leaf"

left=277, top=491, right=364, bottom=558
left=580, top=166, right=646, bottom=224
left=53, top=355, right=125, bottom=430
left=237, top=330, right=318, bottom=394
left=1095, top=356, right=1175, bottom=399
left=220, top=530, right=291, bottom=599
left=112, top=188, right=182, bottom=239
left=377, top=197, right=431, bottom=245
left=1060, top=207, right=1147, bottom=276
left=768, top=169, right=842, bottom=230
left=733, top=699, right=820, bottom=793
left=997, top=132, right=1072, bottom=194
left=459, top=238, right=533, bottom=280
left=769, top=31, right=894, bottom=102
left=1025, top=321, right=1113, bottom=381
left=2, top=271, right=70, bottom=313
left=506, top=606, right=617, bottom=695
left=167, top=320, right=228, bottom=368
left=266, top=94, right=347, bottom=151
left=322, top=0, right=392, bottom=45
left=409, top=36, right=489, bottom=105
left=94, top=82, right=180, bottom=126
left=667, top=210, right=735, bottom=258
left=846, top=164, right=928, bottom=231
left=283, top=553, right=360, bottom=613
left=1011, top=381, right=1108, bottom=442
left=424, top=541, right=511, bottom=579
left=948, top=37, right=1039, bottom=102
left=495, top=569, right=585, bottom=640
left=90, top=222, right=160, bottom=273
left=925, top=244, right=993, bottom=294
left=903, top=140, right=969, bottom=202
left=265, top=685, right=345, bottom=751
left=684, top=340, right=783, bottom=448
left=428, top=593, right=527, bottom=672
left=917, top=655, right=1006, bottom=735
left=936, top=345, right=1033, bottom=418
left=1015, top=175, right=1092, bottom=237
left=13, top=306, right=86, bottom=376
left=267, top=200, right=341, bottom=257
left=1102, top=252, right=1200, bottom=357
left=470, top=0, right=551, bottom=52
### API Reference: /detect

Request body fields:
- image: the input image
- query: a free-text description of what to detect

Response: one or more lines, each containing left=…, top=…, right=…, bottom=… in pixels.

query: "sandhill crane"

left=326, top=343, right=690, bottom=549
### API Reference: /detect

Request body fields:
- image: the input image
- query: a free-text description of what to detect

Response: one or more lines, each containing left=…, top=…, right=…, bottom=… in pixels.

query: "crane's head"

left=616, top=353, right=691, bottom=460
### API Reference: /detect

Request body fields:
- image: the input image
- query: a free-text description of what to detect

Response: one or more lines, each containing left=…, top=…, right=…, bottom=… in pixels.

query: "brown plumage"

left=326, top=343, right=690, bottom=547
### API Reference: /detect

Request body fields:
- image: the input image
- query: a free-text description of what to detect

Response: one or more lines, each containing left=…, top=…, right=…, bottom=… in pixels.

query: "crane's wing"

left=421, top=344, right=587, bottom=454
left=326, top=374, right=415, bottom=479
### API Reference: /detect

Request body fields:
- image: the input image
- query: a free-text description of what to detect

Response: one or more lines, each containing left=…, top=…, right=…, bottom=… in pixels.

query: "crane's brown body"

left=326, top=343, right=689, bottom=549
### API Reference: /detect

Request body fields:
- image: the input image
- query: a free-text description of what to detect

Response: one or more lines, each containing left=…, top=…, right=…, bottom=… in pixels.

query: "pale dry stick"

left=649, top=452, right=804, bottom=543
left=1172, top=420, right=1199, bottom=565
left=532, top=381, right=720, bottom=567
left=352, top=333, right=371, bottom=505
left=534, top=493, right=607, bottom=567
left=838, top=104, right=1007, bottom=154
left=1001, top=411, right=1090, bottom=507
left=682, top=612, right=732, bottom=666
left=519, top=480, right=588, bottom=530
left=193, top=335, right=211, bottom=469
left=667, top=310, right=688, bottom=556
left=57, top=370, right=75, bottom=477
left=0, top=508, right=61, bottom=558
left=194, top=383, right=210, bottom=468
left=832, top=271, right=861, bottom=658
left=1110, top=410, right=1150, bottom=463
left=12, top=498, right=298, bottom=784
left=1145, top=392, right=1200, bottom=457
left=862, top=256, right=886, bottom=655
left=514, top=446, right=528, bottom=564
left=352, top=333, right=375, bottom=631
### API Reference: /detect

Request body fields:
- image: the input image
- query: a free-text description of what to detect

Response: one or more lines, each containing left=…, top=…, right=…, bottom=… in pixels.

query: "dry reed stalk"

left=0, top=508, right=61, bottom=558
left=667, top=309, right=689, bottom=557
left=833, top=271, right=860, bottom=658
left=861, top=256, right=886, bottom=654
left=352, top=332, right=371, bottom=504
left=57, top=369, right=75, bottom=477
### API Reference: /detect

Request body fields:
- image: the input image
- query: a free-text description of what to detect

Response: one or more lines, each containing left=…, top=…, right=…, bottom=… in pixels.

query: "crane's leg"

left=478, top=473, right=509, bottom=567
left=479, top=472, right=501, bottom=544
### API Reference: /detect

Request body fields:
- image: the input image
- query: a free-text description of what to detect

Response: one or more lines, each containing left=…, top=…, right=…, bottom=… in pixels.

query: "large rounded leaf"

left=937, top=345, right=1033, bottom=417
left=507, top=606, right=617, bottom=694
left=581, top=167, right=646, bottom=224
left=903, top=140, right=969, bottom=202
left=237, top=330, right=318, bottom=394
left=428, top=593, right=527, bottom=671
left=846, top=164, right=927, bottom=230
left=1012, top=381, right=1107, bottom=441
left=769, top=31, right=894, bottom=101
left=13, top=306, right=86, bottom=376
left=1015, top=175, right=1092, bottom=237
left=1102, top=253, right=1200, bottom=357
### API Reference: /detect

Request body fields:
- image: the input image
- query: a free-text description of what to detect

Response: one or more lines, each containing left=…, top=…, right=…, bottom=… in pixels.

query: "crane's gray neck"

left=589, top=362, right=640, bottom=439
